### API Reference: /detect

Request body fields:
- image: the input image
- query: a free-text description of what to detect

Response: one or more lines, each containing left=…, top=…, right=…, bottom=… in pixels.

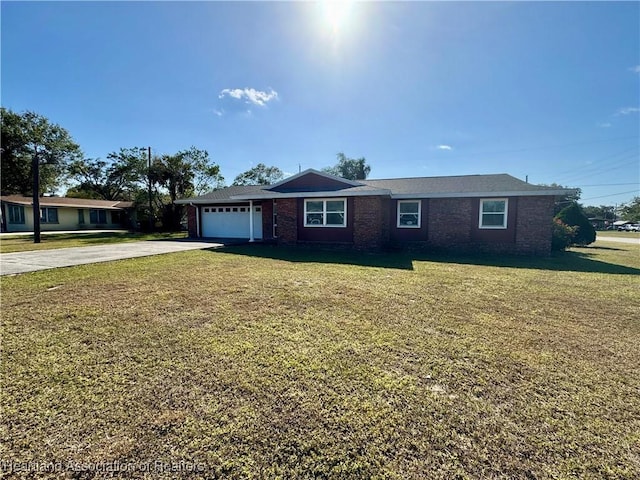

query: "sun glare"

left=322, top=0, right=353, bottom=39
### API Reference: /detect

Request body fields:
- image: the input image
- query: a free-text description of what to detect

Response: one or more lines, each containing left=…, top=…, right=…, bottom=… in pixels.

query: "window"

left=479, top=199, right=508, bottom=229
left=90, top=209, right=107, bottom=224
left=304, top=198, right=346, bottom=227
left=40, top=207, right=58, bottom=223
left=78, top=209, right=85, bottom=225
left=8, top=205, right=25, bottom=224
left=397, top=200, right=421, bottom=228
left=111, top=211, right=122, bottom=224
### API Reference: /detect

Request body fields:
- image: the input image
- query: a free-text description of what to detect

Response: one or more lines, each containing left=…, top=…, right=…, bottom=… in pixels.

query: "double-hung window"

left=479, top=199, right=508, bottom=229
left=8, top=205, right=25, bottom=224
left=397, top=200, right=421, bottom=228
left=304, top=198, right=346, bottom=227
left=40, top=207, right=59, bottom=223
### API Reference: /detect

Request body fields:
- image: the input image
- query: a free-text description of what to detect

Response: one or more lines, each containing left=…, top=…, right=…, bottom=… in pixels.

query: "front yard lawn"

left=1, top=244, right=639, bottom=478
left=0, top=231, right=187, bottom=253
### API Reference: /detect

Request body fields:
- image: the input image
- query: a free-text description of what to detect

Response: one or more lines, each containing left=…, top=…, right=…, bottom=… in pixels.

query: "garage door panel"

left=201, top=206, right=262, bottom=239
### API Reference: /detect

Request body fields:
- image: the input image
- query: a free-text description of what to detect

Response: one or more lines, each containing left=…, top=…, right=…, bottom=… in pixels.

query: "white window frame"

left=397, top=200, right=421, bottom=228
left=479, top=198, right=508, bottom=229
left=304, top=198, right=347, bottom=228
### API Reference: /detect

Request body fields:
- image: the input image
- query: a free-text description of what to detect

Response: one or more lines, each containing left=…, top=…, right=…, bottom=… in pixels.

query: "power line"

left=579, top=183, right=639, bottom=187
left=554, top=157, right=640, bottom=185
left=552, top=146, right=639, bottom=178
left=581, top=190, right=639, bottom=201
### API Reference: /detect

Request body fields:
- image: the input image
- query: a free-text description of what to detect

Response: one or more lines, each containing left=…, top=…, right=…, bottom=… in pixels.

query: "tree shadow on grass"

left=212, top=244, right=640, bottom=275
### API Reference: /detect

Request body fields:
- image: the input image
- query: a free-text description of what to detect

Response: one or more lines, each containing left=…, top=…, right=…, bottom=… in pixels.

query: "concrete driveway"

left=0, top=240, right=223, bottom=276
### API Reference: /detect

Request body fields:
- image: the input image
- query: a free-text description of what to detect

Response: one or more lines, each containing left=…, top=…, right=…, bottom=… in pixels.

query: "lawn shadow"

left=214, top=244, right=416, bottom=270
left=212, top=244, right=640, bottom=275
left=409, top=249, right=640, bottom=275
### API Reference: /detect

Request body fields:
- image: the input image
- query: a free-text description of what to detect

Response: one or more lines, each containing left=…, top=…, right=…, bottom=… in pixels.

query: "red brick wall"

left=427, top=198, right=473, bottom=247
left=514, top=196, right=554, bottom=255
left=276, top=198, right=298, bottom=245
left=186, top=205, right=198, bottom=238
left=261, top=200, right=274, bottom=240
left=353, top=196, right=389, bottom=249
left=424, top=196, right=554, bottom=255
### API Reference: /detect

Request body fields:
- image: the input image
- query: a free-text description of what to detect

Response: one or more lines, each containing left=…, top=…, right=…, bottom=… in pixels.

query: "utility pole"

left=32, top=147, right=41, bottom=244
left=147, top=146, right=153, bottom=232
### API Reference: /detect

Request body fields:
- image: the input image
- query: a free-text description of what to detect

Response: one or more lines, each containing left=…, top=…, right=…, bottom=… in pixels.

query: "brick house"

left=176, top=169, right=573, bottom=255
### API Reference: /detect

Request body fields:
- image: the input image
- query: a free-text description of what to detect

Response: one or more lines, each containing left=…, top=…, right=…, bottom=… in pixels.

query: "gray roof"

left=176, top=171, right=573, bottom=204
left=361, top=174, right=561, bottom=195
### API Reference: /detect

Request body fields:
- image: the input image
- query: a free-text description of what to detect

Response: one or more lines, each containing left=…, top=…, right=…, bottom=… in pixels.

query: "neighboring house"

left=175, top=169, right=574, bottom=255
left=0, top=195, right=135, bottom=233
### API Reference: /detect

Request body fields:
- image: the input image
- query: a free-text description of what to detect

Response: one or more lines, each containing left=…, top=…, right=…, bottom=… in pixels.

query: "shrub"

left=554, top=203, right=596, bottom=246
left=552, top=219, right=577, bottom=251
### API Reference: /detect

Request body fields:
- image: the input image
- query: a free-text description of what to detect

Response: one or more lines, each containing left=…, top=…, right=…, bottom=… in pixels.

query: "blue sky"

left=2, top=1, right=639, bottom=206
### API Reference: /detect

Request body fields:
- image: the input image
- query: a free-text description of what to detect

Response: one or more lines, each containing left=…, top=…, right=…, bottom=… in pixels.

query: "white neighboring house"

left=0, top=195, right=135, bottom=233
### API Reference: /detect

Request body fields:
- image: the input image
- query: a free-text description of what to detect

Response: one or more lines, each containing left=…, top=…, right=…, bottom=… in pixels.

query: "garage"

left=201, top=204, right=262, bottom=239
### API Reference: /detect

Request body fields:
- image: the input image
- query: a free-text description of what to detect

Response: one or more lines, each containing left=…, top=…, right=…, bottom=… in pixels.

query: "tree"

left=233, top=163, right=283, bottom=186
left=554, top=202, right=596, bottom=246
left=620, top=197, right=640, bottom=223
left=322, top=152, right=371, bottom=180
left=151, top=147, right=224, bottom=230
left=67, top=156, right=144, bottom=201
left=582, top=205, right=616, bottom=222
left=1, top=108, right=81, bottom=195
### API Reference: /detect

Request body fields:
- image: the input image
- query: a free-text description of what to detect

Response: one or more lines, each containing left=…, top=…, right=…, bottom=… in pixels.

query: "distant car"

left=619, top=223, right=640, bottom=232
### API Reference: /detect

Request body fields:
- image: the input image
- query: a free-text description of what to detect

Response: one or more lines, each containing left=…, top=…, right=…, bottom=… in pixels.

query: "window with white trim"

left=304, top=198, right=346, bottom=227
left=8, top=205, right=25, bottom=224
left=397, top=200, right=421, bottom=228
left=479, top=199, right=508, bottom=229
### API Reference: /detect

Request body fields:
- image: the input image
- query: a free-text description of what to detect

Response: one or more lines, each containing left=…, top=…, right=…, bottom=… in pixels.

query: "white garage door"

left=201, top=205, right=262, bottom=239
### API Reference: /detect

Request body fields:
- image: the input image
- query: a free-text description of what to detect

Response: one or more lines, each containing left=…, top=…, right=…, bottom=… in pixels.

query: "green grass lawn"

left=0, top=231, right=187, bottom=253
left=1, top=244, right=639, bottom=478
left=597, top=230, right=640, bottom=238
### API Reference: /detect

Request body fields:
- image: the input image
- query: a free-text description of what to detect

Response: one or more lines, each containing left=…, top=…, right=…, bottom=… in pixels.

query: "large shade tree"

left=1, top=107, right=81, bottom=195
left=151, top=147, right=224, bottom=230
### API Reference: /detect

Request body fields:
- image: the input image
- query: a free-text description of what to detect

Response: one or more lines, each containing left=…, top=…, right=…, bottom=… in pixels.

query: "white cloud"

left=218, top=87, right=278, bottom=107
left=630, top=65, right=640, bottom=74
left=598, top=122, right=612, bottom=128
left=436, top=145, right=453, bottom=151
left=213, top=109, right=224, bottom=117
left=615, top=106, right=640, bottom=116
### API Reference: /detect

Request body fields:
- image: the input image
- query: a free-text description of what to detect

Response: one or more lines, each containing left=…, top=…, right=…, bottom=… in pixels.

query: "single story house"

left=176, top=169, right=574, bottom=255
left=0, top=195, right=135, bottom=233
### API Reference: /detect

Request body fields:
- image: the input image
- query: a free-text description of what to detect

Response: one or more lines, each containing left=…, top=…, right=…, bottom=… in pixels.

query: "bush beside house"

left=554, top=203, right=596, bottom=247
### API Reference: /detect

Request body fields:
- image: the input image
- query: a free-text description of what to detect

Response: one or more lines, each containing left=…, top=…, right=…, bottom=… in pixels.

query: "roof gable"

left=268, top=169, right=363, bottom=193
